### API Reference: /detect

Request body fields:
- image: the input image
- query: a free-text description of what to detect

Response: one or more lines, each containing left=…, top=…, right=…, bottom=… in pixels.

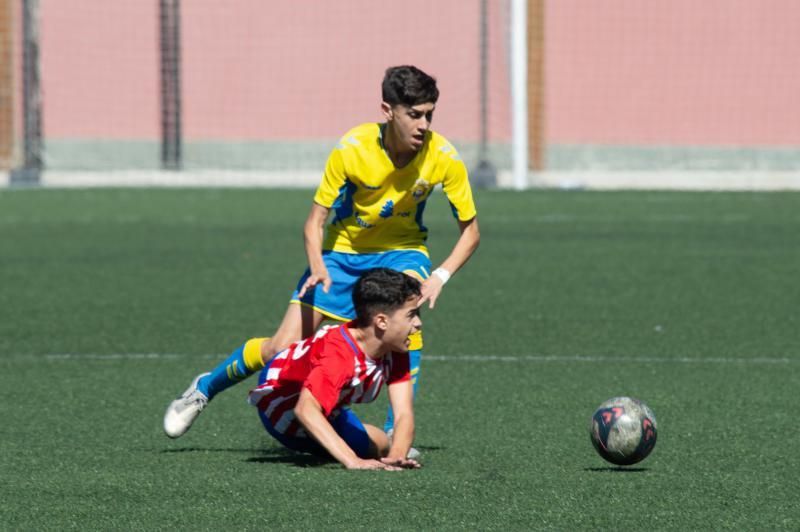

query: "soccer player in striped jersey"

left=251, top=269, right=421, bottom=469
left=196, top=269, right=422, bottom=469
left=164, top=65, right=480, bottom=440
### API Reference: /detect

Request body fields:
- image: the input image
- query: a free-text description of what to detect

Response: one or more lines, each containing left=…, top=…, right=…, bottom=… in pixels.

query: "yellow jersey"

left=313, top=123, right=477, bottom=255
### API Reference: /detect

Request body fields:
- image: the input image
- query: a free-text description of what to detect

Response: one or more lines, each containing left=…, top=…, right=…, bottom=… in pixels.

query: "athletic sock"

left=197, top=337, right=268, bottom=400
left=384, top=349, right=421, bottom=432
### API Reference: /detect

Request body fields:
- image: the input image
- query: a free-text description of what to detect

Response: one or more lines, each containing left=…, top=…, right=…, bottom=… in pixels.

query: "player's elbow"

left=293, top=402, right=308, bottom=425
left=302, top=205, right=327, bottom=241
left=294, top=391, right=317, bottom=425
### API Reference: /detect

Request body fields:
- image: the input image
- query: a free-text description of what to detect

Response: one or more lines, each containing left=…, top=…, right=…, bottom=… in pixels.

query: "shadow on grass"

left=159, top=445, right=336, bottom=467
left=246, top=446, right=448, bottom=468
left=416, top=445, right=446, bottom=452
left=159, top=447, right=265, bottom=454
left=584, top=466, right=649, bottom=473
left=246, top=451, right=335, bottom=468
left=159, top=444, right=444, bottom=468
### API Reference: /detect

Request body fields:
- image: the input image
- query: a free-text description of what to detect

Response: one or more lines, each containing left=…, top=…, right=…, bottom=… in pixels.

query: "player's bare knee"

left=363, top=424, right=390, bottom=457
left=259, top=338, right=273, bottom=364
left=260, top=332, right=299, bottom=362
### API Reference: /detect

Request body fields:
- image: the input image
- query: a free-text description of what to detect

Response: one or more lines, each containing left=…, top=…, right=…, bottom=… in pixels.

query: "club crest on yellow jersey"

left=412, top=178, right=430, bottom=201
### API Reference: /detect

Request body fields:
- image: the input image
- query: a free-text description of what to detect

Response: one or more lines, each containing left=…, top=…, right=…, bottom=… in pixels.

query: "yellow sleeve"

left=313, top=146, right=348, bottom=208
left=441, top=153, right=477, bottom=221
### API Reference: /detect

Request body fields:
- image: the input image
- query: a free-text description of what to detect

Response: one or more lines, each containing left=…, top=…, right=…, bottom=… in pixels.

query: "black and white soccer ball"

left=589, top=396, right=657, bottom=466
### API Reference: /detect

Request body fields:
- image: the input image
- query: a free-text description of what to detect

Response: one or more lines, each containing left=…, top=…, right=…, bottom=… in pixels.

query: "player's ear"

left=374, top=312, right=389, bottom=332
left=381, top=102, right=393, bottom=121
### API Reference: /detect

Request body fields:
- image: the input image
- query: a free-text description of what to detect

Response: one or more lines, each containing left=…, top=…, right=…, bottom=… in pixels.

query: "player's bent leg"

left=362, top=424, right=391, bottom=458
left=260, top=303, right=325, bottom=363
left=257, top=408, right=325, bottom=456
left=163, top=337, right=268, bottom=438
left=328, top=408, right=378, bottom=459
left=258, top=406, right=378, bottom=460
left=329, top=409, right=422, bottom=461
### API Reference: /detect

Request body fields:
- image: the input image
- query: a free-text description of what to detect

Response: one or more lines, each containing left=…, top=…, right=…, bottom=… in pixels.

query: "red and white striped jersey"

left=248, top=322, right=410, bottom=438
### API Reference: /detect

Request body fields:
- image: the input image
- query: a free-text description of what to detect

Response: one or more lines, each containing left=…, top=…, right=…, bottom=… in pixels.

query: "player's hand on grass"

left=381, top=456, right=421, bottom=469
left=346, top=458, right=402, bottom=471
left=297, top=266, right=332, bottom=297
left=418, top=275, right=444, bottom=309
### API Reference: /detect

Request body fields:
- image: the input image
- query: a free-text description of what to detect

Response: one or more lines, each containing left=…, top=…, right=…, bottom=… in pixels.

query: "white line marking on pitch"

left=34, top=353, right=796, bottom=364
left=43, top=353, right=184, bottom=360
left=426, top=355, right=794, bottom=364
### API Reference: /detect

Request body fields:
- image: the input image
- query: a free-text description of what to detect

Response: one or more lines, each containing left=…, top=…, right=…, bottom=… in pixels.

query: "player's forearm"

left=437, top=217, right=480, bottom=276
left=303, top=228, right=325, bottom=271
left=303, top=205, right=328, bottom=271
left=295, top=399, right=359, bottom=467
left=387, top=412, right=415, bottom=458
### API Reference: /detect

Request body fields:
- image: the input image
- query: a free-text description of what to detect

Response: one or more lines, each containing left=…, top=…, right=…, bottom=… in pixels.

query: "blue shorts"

left=258, top=406, right=370, bottom=459
left=256, top=363, right=371, bottom=458
left=290, top=250, right=432, bottom=321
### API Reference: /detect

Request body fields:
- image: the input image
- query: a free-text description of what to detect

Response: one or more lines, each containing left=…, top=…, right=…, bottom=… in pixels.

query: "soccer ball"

left=589, top=396, right=657, bottom=466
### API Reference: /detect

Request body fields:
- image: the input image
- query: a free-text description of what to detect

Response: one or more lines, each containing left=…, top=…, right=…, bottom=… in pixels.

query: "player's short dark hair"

left=353, top=268, right=421, bottom=327
left=382, top=65, right=439, bottom=107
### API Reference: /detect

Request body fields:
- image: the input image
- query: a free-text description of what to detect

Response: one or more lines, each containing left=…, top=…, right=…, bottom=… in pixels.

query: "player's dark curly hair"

left=382, top=65, right=439, bottom=106
left=353, top=268, right=421, bottom=327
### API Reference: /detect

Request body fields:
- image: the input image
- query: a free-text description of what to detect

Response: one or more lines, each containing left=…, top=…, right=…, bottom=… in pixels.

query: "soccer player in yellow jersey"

left=164, top=65, right=480, bottom=443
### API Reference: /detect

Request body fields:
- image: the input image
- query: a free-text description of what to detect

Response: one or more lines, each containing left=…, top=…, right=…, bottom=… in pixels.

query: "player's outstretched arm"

left=419, top=216, right=480, bottom=309
left=297, top=203, right=332, bottom=297
left=294, top=388, right=398, bottom=470
left=383, top=380, right=420, bottom=469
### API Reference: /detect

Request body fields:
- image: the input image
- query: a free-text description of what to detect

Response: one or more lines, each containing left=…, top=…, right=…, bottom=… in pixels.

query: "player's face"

left=383, top=102, right=435, bottom=152
left=384, top=296, right=423, bottom=351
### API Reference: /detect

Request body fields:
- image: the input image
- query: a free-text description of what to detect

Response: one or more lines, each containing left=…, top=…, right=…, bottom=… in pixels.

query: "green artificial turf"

left=1, top=188, right=798, bottom=530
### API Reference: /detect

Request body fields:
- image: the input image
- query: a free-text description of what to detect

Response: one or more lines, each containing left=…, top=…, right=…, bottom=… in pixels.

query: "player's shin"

left=197, top=337, right=268, bottom=400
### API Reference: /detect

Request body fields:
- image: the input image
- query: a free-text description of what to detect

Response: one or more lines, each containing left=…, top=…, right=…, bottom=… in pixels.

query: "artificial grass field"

left=1, top=187, right=798, bottom=530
